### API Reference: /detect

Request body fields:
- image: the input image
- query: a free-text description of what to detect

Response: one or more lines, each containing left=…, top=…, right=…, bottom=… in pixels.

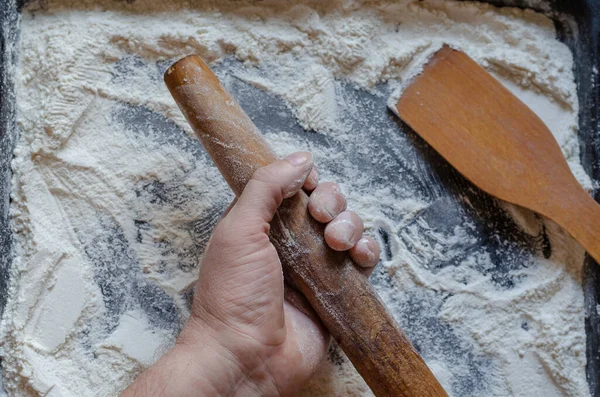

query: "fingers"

left=324, top=211, right=364, bottom=251
left=308, top=182, right=346, bottom=223
left=349, top=236, right=380, bottom=276
left=304, top=167, right=319, bottom=192
left=309, top=181, right=380, bottom=274
left=231, top=152, right=314, bottom=226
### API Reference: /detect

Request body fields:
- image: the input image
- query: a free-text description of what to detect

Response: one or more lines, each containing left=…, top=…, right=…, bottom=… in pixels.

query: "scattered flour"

left=0, top=0, right=593, bottom=396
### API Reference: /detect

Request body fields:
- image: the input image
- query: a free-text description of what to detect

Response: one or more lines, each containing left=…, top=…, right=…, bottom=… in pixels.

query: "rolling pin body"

left=164, top=55, right=447, bottom=397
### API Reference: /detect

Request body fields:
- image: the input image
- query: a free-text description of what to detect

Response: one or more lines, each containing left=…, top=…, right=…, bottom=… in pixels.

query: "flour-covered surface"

left=0, top=0, right=595, bottom=396
left=0, top=0, right=19, bottom=324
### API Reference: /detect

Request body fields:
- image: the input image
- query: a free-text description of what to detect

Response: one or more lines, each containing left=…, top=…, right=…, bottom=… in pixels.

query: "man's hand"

left=122, top=152, right=380, bottom=396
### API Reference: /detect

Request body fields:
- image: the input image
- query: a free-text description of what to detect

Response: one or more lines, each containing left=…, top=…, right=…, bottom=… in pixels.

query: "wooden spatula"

left=395, top=45, right=600, bottom=264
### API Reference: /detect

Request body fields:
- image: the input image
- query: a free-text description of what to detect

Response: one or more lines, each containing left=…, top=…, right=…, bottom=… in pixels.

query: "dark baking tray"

left=0, top=0, right=599, bottom=395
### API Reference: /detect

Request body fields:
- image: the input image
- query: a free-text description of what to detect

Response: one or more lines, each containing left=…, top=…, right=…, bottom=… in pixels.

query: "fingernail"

left=331, top=220, right=356, bottom=246
left=354, top=239, right=375, bottom=267
left=285, top=152, right=311, bottom=166
left=319, top=194, right=338, bottom=219
left=366, top=238, right=378, bottom=254
left=365, top=238, right=380, bottom=264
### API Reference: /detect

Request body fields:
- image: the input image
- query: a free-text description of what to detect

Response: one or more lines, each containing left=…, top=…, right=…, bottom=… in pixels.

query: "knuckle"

left=244, top=178, right=262, bottom=193
left=247, top=177, right=282, bottom=203
left=251, top=166, right=274, bottom=182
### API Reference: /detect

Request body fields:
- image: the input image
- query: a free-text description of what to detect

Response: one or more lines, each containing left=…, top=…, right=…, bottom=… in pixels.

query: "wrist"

left=175, top=316, right=280, bottom=396
left=121, top=317, right=275, bottom=397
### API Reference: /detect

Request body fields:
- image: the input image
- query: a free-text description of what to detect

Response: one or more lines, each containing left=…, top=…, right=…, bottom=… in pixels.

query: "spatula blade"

left=394, top=45, right=577, bottom=211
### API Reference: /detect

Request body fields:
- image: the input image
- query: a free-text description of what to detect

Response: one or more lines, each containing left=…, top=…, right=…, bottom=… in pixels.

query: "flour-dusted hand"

left=122, top=152, right=380, bottom=396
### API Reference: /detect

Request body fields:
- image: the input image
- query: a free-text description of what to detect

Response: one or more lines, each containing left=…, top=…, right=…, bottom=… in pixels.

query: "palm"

left=265, top=300, right=330, bottom=395
left=197, top=227, right=330, bottom=393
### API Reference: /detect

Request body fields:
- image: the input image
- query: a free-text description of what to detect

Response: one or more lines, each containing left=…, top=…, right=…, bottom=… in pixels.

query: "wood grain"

left=164, top=55, right=447, bottom=397
left=396, top=45, right=600, bottom=264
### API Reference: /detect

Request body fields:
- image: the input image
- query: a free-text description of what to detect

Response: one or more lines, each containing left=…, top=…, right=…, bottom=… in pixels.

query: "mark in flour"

left=370, top=267, right=495, bottom=396
left=112, top=103, right=209, bottom=161
left=78, top=215, right=182, bottom=335
left=376, top=225, right=394, bottom=261
left=112, top=103, right=232, bottom=274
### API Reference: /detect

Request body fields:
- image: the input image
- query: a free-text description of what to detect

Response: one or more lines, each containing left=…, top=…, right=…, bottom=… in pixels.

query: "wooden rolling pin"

left=164, top=55, right=447, bottom=397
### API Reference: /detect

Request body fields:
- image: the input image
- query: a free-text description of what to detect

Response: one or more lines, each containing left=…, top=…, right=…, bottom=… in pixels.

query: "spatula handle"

left=164, top=55, right=447, bottom=397
left=550, top=187, right=600, bottom=265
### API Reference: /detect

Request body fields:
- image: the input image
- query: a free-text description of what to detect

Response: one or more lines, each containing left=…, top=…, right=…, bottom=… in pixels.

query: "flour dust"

left=0, top=1, right=592, bottom=396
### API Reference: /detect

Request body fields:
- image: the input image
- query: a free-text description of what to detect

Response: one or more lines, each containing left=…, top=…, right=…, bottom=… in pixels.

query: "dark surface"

left=0, top=0, right=599, bottom=395
left=0, top=0, right=19, bottom=322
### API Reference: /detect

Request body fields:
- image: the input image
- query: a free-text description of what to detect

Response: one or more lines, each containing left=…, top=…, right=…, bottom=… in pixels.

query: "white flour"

left=1, top=0, right=594, bottom=396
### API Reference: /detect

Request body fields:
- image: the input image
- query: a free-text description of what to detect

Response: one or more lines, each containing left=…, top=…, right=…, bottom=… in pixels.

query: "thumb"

left=229, top=152, right=314, bottom=227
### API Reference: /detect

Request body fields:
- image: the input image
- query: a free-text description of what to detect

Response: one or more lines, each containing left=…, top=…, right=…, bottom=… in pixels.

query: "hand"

left=122, top=152, right=380, bottom=396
